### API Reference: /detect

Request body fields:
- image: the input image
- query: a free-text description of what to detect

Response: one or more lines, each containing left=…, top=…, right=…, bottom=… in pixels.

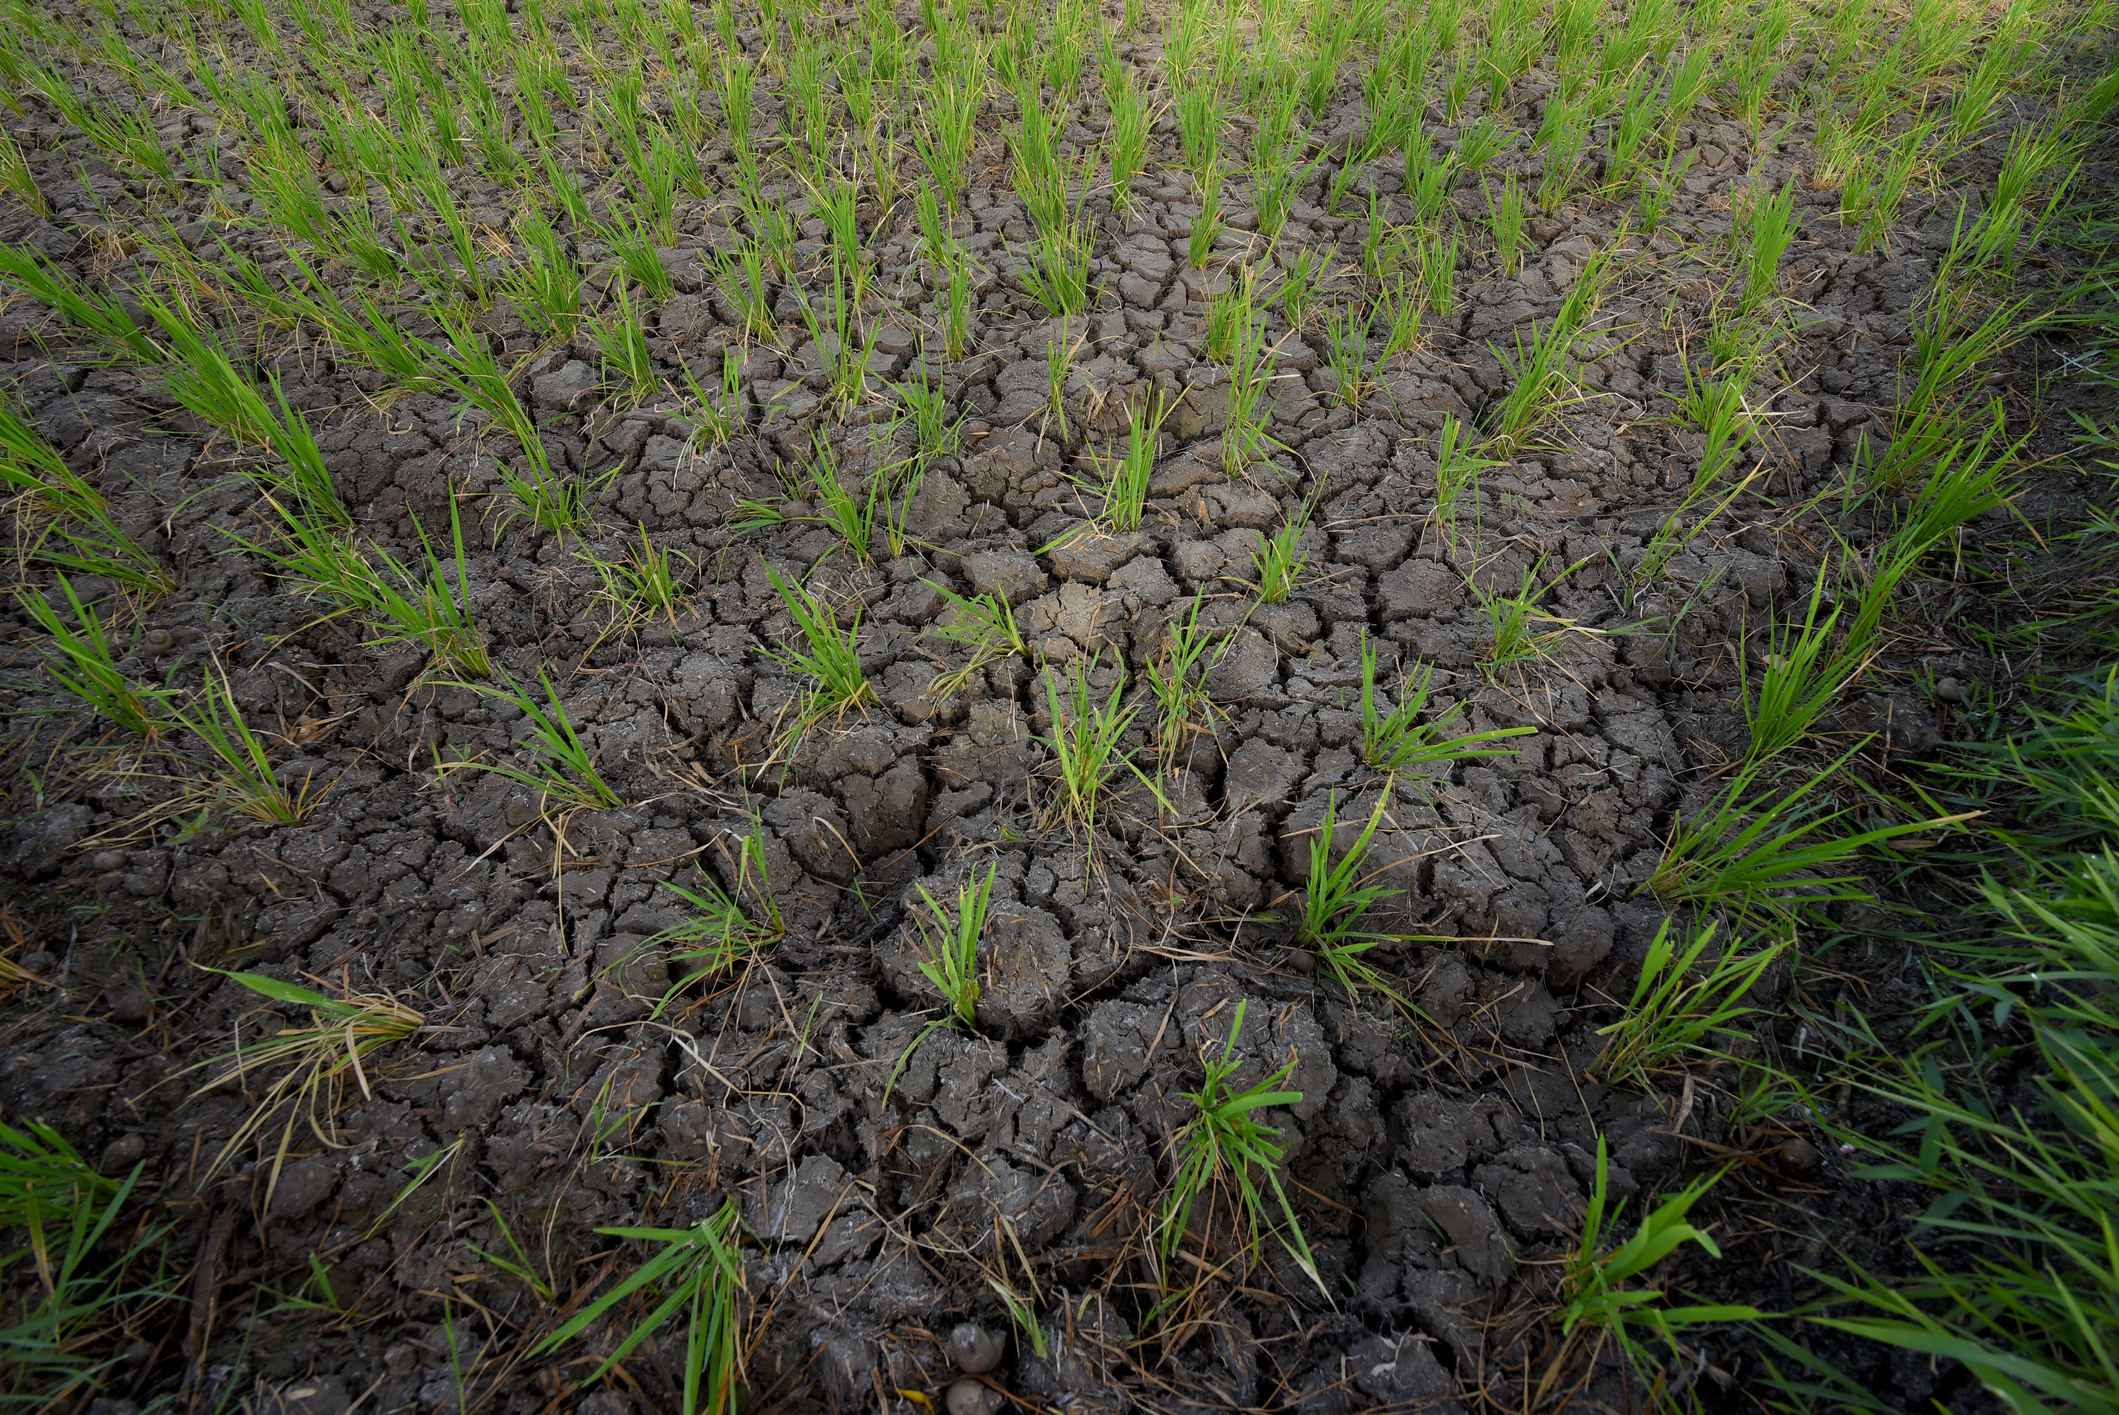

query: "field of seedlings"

left=3, top=0, right=2116, bottom=1408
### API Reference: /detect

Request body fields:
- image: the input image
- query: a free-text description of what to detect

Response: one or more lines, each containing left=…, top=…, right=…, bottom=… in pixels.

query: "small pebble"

left=1935, top=675, right=1966, bottom=704
left=1772, top=1137, right=1820, bottom=1173
left=945, top=1379, right=1001, bottom=1415
left=100, top=1133, right=145, bottom=1171
left=947, top=1322, right=1004, bottom=1375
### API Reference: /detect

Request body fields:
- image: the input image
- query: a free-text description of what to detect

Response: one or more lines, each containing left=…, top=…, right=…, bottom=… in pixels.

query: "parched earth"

left=0, top=2, right=2087, bottom=1411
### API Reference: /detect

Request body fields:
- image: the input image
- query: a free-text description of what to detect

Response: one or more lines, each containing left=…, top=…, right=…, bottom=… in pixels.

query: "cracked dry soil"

left=0, top=1, right=2068, bottom=1410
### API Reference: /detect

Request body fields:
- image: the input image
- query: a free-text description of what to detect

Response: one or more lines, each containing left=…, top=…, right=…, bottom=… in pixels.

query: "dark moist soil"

left=0, top=3, right=2101, bottom=1412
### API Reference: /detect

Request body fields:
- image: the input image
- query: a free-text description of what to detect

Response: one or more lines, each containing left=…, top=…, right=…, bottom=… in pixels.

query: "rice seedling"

left=171, top=659, right=321, bottom=826
left=1942, top=21, right=2023, bottom=147
left=1442, top=46, right=1478, bottom=122
left=1677, top=353, right=1754, bottom=458
left=798, top=433, right=885, bottom=566
left=363, top=501, right=492, bottom=679
left=434, top=321, right=555, bottom=495
left=1965, top=122, right=2077, bottom=274
left=1403, top=133, right=1454, bottom=225
left=1324, top=304, right=1373, bottom=409
left=136, top=294, right=278, bottom=448
left=644, top=826, right=783, bottom=1013
left=985, top=1275, right=1049, bottom=1361
left=925, top=580, right=1027, bottom=701
left=1555, top=237, right=1621, bottom=339
left=1252, top=145, right=1303, bottom=241
left=19, top=576, right=167, bottom=737
left=1606, top=78, right=1663, bottom=191
left=939, top=239, right=975, bottom=361
left=677, top=349, right=748, bottom=451
left=598, top=203, right=677, bottom=301
left=1038, top=653, right=1164, bottom=833
left=590, top=283, right=659, bottom=407
left=1736, top=180, right=1798, bottom=317
left=1486, top=175, right=1528, bottom=277
left=1044, top=325, right=1077, bottom=444
left=1546, top=1139, right=1757, bottom=1397
left=913, top=861, right=996, bottom=1028
left=404, top=154, right=489, bottom=300
left=0, top=127, right=45, bottom=215
left=1303, top=17, right=1351, bottom=116
left=1593, top=919, right=1791, bottom=1089
left=803, top=168, right=867, bottom=282
left=718, top=51, right=756, bottom=152
left=1871, top=285, right=2026, bottom=491
left=1290, top=790, right=1418, bottom=1008
left=497, top=451, right=599, bottom=539
left=248, top=140, right=401, bottom=281
left=1156, top=998, right=1324, bottom=1297
left=1144, top=594, right=1219, bottom=776
left=793, top=256, right=883, bottom=410
left=1645, top=747, right=1974, bottom=923
left=1188, top=165, right=1223, bottom=269
left=443, top=668, right=622, bottom=811
left=1010, top=92, right=1073, bottom=237
left=896, top=363, right=963, bottom=469
left=1366, top=272, right=1421, bottom=360
left=1433, top=413, right=1500, bottom=549
left=1201, top=270, right=1251, bottom=368
left=1106, top=63, right=1150, bottom=210
left=2072, top=46, right=2119, bottom=123
left=1728, top=0, right=1794, bottom=141
left=530, top=1199, right=746, bottom=1415
left=1741, top=563, right=1869, bottom=765
left=918, top=70, right=982, bottom=210
left=1276, top=246, right=1325, bottom=328
left=1419, top=228, right=1461, bottom=319
left=0, top=1118, right=171, bottom=1408
left=1453, top=115, right=1507, bottom=178
left=184, top=970, right=423, bottom=1209
left=1089, top=387, right=1169, bottom=532
left=1483, top=0, right=1544, bottom=106
left=27, top=63, right=175, bottom=179
left=1222, top=321, right=1277, bottom=475
left=760, top=566, right=873, bottom=730
left=1635, top=148, right=1693, bottom=231
left=1883, top=404, right=2019, bottom=577
left=1176, top=81, right=1223, bottom=177
left=1635, top=453, right=1759, bottom=587
left=1477, top=556, right=1583, bottom=674
left=1660, top=44, right=1714, bottom=145
left=1359, top=635, right=1535, bottom=772
left=250, top=376, right=350, bottom=529
left=1848, top=118, right=1936, bottom=255
left=1252, top=509, right=1308, bottom=604
left=1323, top=136, right=1368, bottom=217
left=0, top=397, right=165, bottom=591
left=585, top=525, right=690, bottom=634
left=1360, top=192, right=1393, bottom=280
left=710, top=239, right=776, bottom=343
left=1486, top=319, right=1577, bottom=451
